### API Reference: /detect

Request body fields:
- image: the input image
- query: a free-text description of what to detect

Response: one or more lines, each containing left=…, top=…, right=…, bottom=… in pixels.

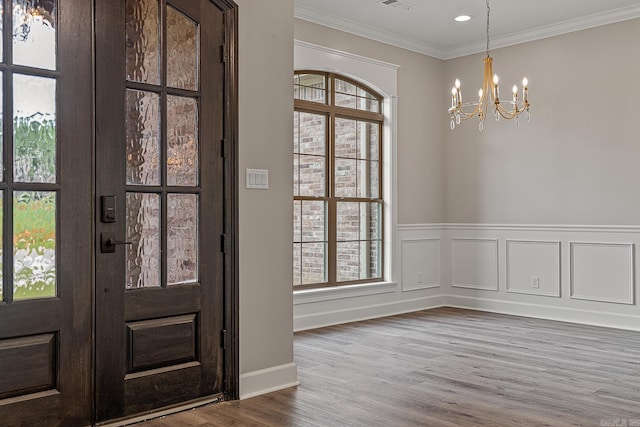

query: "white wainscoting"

left=445, top=224, right=640, bottom=331
left=451, top=238, right=499, bottom=291
left=401, top=238, right=440, bottom=291
left=294, top=224, right=640, bottom=333
left=506, top=240, right=560, bottom=297
left=570, top=242, right=635, bottom=305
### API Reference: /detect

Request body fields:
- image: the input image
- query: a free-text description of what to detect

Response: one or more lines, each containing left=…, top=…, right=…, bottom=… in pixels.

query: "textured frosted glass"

left=13, top=0, right=56, bottom=70
left=13, top=74, right=56, bottom=183
left=14, top=191, right=56, bottom=300
left=126, top=192, right=160, bottom=289
left=126, top=0, right=160, bottom=84
left=167, top=6, right=198, bottom=90
left=167, top=194, right=198, bottom=285
left=167, top=95, right=198, bottom=186
left=126, top=89, right=160, bottom=185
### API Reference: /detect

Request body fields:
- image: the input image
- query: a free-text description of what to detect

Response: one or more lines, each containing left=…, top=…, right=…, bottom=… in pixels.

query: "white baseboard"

left=447, top=295, right=640, bottom=332
left=239, top=362, right=299, bottom=400
left=293, top=295, right=446, bottom=332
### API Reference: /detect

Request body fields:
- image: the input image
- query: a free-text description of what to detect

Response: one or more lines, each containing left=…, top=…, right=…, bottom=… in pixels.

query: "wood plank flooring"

left=136, top=308, right=640, bottom=426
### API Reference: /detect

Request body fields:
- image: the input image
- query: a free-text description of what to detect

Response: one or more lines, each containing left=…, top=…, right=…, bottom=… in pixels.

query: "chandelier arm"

left=454, top=103, right=485, bottom=120
left=495, top=103, right=529, bottom=119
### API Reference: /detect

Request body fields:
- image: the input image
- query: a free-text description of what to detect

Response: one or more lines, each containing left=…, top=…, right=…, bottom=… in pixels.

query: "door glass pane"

left=126, top=0, right=160, bottom=84
left=126, top=89, right=160, bottom=185
left=13, top=74, right=56, bottom=183
left=167, top=194, right=198, bottom=285
left=13, top=191, right=56, bottom=300
left=166, top=6, right=198, bottom=90
left=167, top=95, right=198, bottom=186
left=12, top=0, right=56, bottom=70
left=126, top=192, right=160, bottom=288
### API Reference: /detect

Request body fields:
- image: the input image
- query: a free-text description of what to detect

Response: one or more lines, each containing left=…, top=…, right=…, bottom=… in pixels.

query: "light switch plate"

left=246, top=169, right=269, bottom=189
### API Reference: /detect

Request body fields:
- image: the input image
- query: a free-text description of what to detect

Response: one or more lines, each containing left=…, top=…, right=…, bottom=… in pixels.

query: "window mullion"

left=327, top=109, right=336, bottom=284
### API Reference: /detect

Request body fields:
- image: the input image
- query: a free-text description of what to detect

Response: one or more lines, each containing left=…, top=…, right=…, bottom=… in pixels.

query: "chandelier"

left=449, top=0, right=530, bottom=131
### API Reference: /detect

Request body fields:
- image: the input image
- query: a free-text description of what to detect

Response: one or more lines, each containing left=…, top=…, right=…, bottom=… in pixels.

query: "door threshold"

left=96, top=394, right=225, bottom=427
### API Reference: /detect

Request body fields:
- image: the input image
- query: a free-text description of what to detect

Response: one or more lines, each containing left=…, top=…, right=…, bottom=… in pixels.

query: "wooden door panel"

left=127, top=314, right=198, bottom=372
left=125, top=285, right=202, bottom=319
left=0, top=0, right=93, bottom=425
left=95, top=0, right=233, bottom=422
left=0, top=334, right=56, bottom=399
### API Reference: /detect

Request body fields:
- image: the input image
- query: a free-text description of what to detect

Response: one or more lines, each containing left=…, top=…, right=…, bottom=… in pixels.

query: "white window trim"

left=293, top=40, right=400, bottom=300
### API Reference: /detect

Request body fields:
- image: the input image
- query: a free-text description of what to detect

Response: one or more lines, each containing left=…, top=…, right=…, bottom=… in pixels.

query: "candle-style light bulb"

left=512, top=85, right=518, bottom=94
left=512, top=84, right=518, bottom=105
left=478, top=88, right=483, bottom=102
left=493, top=74, right=499, bottom=85
left=455, top=79, right=461, bottom=89
left=522, top=77, right=528, bottom=103
left=522, top=77, right=528, bottom=88
left=493, top=74, right=499, bottom=100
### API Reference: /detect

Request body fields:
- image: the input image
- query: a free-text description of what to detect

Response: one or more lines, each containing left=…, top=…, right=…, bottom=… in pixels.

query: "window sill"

left=293, top=281, right=397, bottom=305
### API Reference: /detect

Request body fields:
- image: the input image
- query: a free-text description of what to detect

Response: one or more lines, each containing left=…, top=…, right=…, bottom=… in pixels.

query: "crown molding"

left=294, top=4, right=447, bottom=59
left=295, top=3, right=640, bottom=60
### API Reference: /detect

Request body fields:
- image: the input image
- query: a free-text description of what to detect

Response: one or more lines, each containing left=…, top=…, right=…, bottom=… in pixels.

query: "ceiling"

left=294, top=0, right=640, bottom=59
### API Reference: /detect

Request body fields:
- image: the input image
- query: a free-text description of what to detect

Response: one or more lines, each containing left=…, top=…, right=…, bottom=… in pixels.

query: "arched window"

left=294, top=71, right=384, bottom=288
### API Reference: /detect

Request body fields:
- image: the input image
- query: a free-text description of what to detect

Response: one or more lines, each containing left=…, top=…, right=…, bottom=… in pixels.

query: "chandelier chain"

left=486, top=0, right=490, bottom=57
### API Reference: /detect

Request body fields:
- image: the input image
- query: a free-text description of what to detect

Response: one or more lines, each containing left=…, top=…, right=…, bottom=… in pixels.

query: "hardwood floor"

left=137, top=308, right=640, bottom=426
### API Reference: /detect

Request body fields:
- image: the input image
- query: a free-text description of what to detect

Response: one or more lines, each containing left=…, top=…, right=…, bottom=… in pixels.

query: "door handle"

left=101, top=232, right=133, bottom=253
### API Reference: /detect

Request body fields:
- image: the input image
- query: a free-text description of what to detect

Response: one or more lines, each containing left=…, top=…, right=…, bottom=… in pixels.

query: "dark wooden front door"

left=0, top=0, right=93, bottom=425
left=95, top=0, right=236, bottom=422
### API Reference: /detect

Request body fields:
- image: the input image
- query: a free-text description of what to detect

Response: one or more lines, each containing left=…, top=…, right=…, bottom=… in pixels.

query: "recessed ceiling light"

left=455, top=15, right=472, bottom=22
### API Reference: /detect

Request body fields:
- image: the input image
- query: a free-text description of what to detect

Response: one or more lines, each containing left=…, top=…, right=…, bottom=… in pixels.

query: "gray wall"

left=237, top=0, right=295, bottom=381
left=444, top=19, right=640, bottom=225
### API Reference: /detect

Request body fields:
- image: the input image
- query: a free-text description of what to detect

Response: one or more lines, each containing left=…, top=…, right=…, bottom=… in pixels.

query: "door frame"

left=93, top=0, right=239, bottom=423
left=219, top=0, right=240, bottom=402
